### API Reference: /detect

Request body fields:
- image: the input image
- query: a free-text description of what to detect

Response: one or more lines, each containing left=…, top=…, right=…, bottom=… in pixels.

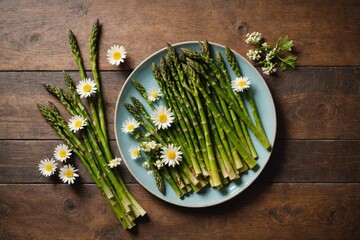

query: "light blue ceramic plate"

left=114, top=41, right=276, bottom=208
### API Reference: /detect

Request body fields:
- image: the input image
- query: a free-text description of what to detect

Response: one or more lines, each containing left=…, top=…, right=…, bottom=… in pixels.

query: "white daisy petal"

left=151, top=106, right=175, bottom=130
left=129, top=146, right=141, bottom=160
left=59, top=164, right=79, bottom=185
left=147, top=86, right=162, bottom=102
left=54, top=144, right=72, bottom=162
left=68, top=115, right=87, bottom=132
left=106, top=45, right=127, bottom=66
left=108, top=157, right=122, bottom=168
left=76, top=78, right=97, bottom=98
left=121, top=118, right=140, bottom=134
left=231, top=76, right=251, bottom=93
left=160, top=144, right=182, bottom=167
left=38, top=158, right=57, bottom=177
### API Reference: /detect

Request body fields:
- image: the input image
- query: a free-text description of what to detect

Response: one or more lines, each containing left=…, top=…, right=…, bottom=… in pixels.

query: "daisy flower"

left=160, top=144, right=182, bottom=167
left=129, top=146, right=141, bottom=160
left=76, top=78, right=97, bottom=98
left=151, top=106, right=175, bottom=130
left=38, top=158, right=57, bottom=177
left=54, top=144, right=72, bottom=162
left=59, top=164, right=79, bottom=185
left=108, top=157, right=122, bottom=168
left=68, top=115, right=87, bottom=132
left=121, top=118, right=140, bottom=134
left=107, top=45, right=127, bottom=66
left=231, top=76, right=251, bottom=93
left=147, top=86, right=162, bottom=102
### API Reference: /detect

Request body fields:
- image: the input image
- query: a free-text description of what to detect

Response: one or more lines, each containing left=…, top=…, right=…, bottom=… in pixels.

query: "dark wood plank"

left=264, top=67, right=360, bottom=139
left=0, top=0, right=359, bottom=70
left=259, top=140, right=360, bottom=183
left=0, top=183, right=358, bottom=239
left=0, top=68, right=359, bottom=140
left=0, top=140, right=135, bottom=184
left=1, top=140, right=359, bottom=184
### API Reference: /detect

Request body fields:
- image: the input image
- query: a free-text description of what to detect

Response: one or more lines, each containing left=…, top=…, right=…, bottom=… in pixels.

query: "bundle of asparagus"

left=123, top=41, right=271, bottom=197
left=37, top=20, right=146, bottom=229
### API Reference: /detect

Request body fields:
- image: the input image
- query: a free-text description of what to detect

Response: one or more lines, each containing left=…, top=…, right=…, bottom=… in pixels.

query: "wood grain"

left=1, top=68, right=359, bottom=140
left=0, top=184, right=358, bottom=240
left=1, top=140, right=359, bottom=184
left=1, top=1, right=359, bottom=239
left=0, top=0, right=359, bottom=70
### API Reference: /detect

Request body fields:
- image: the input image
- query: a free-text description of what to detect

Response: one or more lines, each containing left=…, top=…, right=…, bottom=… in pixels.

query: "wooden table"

left=1, top=1, right=359, bottom=239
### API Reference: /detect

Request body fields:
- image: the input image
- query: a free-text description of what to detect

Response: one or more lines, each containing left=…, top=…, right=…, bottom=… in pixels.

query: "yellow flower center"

left=83, top=84, right=92, bottom=93
left=59, top=150, right=67, bottom=159
left=158, top=113, right=168, bottom=123
left=127, top=124, right=135, bottom=131
left=237, top=80, right=247, bottom=87
left=65, top=169, right=74, bottom=178
left=75, top=120, right=83, bottom=128
left=133, top=148, right=139, bottom=156
left=45, top=164, right=53, bottom=172
left=113, top=51, right=122, bottom=60
left=167, top=150, right=176, bottom=160
left=151, top=92, right=158, bottom=98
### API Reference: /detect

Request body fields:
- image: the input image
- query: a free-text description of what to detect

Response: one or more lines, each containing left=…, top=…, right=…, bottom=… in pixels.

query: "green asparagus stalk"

left=62, top=72, right=114, bottom=161
left=151, top=63, right=195, bottom=166
left=183, top=63, right=257, bottom=169
left=208, top=110, right=238, bottom=180
left=40, top=24, right=146, bottom=228
left=215, top=51, right=258, bottom=158
left=184, top=51, right=271, bottom=150
left=68, top=30, right=108, bottom=156
left=180, top=66, right=222, bottom=187
left=192, top=56, right=246, bottom=170
left=225, top=46, right=269, bottom=151
left=38, top=103, right=141, bottom=228
left=89, top=20, right=108, bottom=142
left=158, top=57, right=203, bottom=176
left=124, top=103, right=197, bottom=193
left=130, top=94, right=202, bottom=186
left=166, top=46, right=210, bottom=176
left=49, top=102, right=135, bottom=210
left=146, top=156, right=165, bottom=193
left=132, top=79, right=156, bottom=110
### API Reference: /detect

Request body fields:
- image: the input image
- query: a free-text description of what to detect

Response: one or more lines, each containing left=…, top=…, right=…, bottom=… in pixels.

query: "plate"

left=114, top=41, right=276, bottom=207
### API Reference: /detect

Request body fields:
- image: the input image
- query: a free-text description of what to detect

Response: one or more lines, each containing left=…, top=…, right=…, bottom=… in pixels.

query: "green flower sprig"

left=245, top=32, right=297, bottom=75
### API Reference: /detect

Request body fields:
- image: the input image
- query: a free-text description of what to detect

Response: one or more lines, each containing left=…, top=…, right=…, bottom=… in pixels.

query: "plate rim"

left=114, top=41, right=277, bottom=208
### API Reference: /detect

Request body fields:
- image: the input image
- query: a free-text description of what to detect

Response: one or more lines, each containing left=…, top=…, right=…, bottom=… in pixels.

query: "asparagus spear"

left=159, top=57, right=203, bottom=176
left=180, top=66, right=222, bottom=187
left=38, top=103, right=142, bottom=228
left=166, top=46, right=210, bottom=176
left=132, top=79, right=156, bottom=110
left=68, top=30, right=109, bottom=157
left=89, top=20, right=108, bottom=142
left=225, top=46, right=269, bottom=151
left=183, top=50, right=271, bottom=150
left=215, top=51, right=258, bottom=158
left=183, top=63, right=257, bottom=169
